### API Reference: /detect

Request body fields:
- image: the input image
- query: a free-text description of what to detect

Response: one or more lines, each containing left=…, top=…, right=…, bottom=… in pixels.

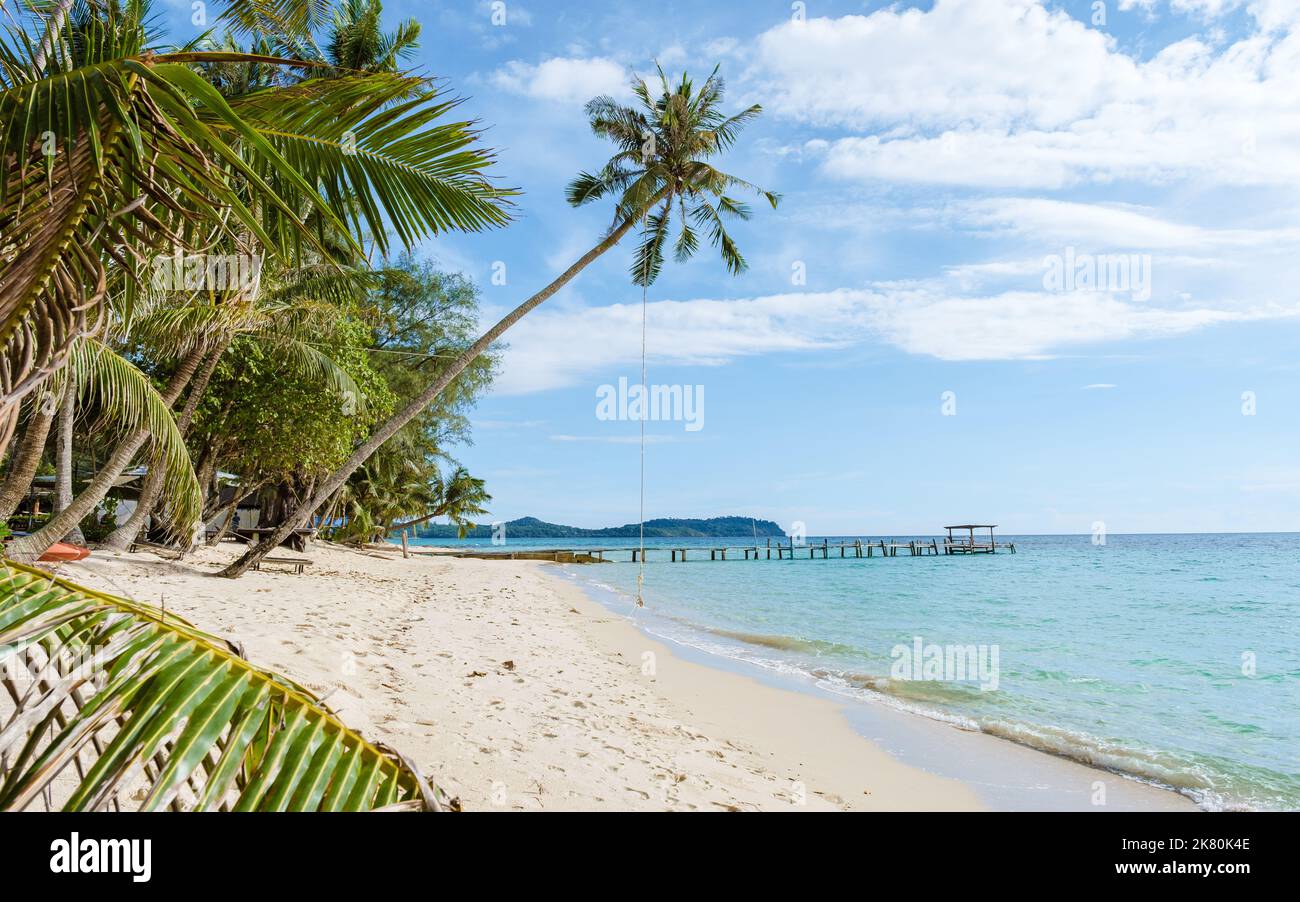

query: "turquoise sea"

left=416, top=532, right=1300, bottom=810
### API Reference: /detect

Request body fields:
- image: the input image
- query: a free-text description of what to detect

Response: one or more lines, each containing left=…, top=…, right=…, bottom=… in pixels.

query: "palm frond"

left=0, top=561, right=450, bottom=811
left=717, top=195, right=753, bottom=220
left=240, top=328, right=366, bottom=413
left=708, top=103, right=763, bottom=152
left=691, top=200, right=747, bottom=275
left=215, top=73, right=515, bottom=253
left=68, top=338, right=202, bottom=535
left=565, top=162, right=639, bottom=207
left=0, top=46, right=345, bottom=416
left=218, top=0, right=333, bottom=46
left=674, top=197, right=699, bottom=262
left=631, top=202, right=672, bottom=287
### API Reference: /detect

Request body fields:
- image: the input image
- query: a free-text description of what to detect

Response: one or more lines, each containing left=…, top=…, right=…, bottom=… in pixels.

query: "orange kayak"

left=39, top=542, right=91, bottom=562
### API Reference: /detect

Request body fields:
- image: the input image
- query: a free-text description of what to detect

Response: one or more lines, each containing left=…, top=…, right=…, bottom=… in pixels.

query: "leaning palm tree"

left=0, top=391, right=59, bottom=519
left=389, top=466, right=490, bottom=536
left=0, top=331, right=204, bottom=548
left=0, top=0, right=510, bottom=451
left=5, top=283, right=367, bottom=559
left=221, top=66, right=778, bottom=576
left=0, top=0, right=500, bottom=813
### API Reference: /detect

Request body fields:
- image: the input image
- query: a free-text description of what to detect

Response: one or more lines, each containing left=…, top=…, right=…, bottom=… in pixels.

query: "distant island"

left=414, top=516, right=787, bottom=539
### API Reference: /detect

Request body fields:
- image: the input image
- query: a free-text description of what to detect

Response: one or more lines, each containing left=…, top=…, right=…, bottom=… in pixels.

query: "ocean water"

left=416, top=533, right=1300, bottom=810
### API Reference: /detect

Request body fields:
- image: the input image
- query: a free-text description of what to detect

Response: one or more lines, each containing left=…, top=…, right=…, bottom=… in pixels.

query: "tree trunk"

left=205, top=478, right=266, bottom=546
left=196, top=452, right=223, bottom=522
left=217, top=197, right=665, bottom=578
left=101, top=341, right=225, bottom=551
left=32, top=0, right=74, bottom=72
left=8, top=345, right=206, bottom=560
left=314, top=486, right=345, bottom=539
left=0, top=402, right=20, bottom=466
left=0, top=397, right=56, bottom=520
left=54, top=380, right=85, bottom=545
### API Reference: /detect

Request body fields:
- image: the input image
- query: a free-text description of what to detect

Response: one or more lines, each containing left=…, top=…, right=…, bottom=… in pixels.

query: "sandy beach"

left=51, top=542, right=1196, bottom=812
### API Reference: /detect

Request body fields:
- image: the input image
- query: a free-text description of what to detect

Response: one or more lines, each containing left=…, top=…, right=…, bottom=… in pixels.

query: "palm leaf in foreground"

left=0, top=561, right=451, bottom=811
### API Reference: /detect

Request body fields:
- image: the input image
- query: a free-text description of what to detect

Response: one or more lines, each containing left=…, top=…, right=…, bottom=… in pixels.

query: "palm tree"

left=95, top=279, right=368, bottom=552
left=52, top=379, right=85, bottom=544
left=0, top=0, right=511, bottom=450
left=3, top=336, right=206, bottom=559
left=337, top=461, right=488, bottom=544
left=390, top=466, right=490, bottom=536
left=220, top=66, right=778, bottom=576
left=321, top=0, right=420, bottom=76
left=0, top=0, right=502, bottom=813
left=0, top=393, right=57, bottom=519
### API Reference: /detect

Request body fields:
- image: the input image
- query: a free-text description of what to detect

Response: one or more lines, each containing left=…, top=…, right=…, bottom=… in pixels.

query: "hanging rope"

left=634, top=197, right=656, bottom=609
left=636, top=276, right=647, bottom=608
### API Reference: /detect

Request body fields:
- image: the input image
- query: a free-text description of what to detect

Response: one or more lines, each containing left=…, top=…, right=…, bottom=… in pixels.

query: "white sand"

left=55, top=541, right=989, bottom=811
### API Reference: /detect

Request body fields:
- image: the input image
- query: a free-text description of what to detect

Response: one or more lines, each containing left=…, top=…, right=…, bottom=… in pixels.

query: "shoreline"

left=556, top=566, right=1199, bottom=812
left=56, top=542, right=1194, bottom=811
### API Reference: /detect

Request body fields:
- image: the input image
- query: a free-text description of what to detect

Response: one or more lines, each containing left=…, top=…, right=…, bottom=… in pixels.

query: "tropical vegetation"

left=0, top=561, right=453, bottom=810
left=0, top=0, right=775, bottom=808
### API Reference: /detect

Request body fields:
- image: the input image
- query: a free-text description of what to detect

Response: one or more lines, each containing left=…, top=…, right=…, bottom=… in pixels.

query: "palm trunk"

left=205, top=478, right=267, bottom=546
left=217, top=198, right=664, bottom=578
left=314, top=487, right=345, bottom=538
left=0, top=397, right=55, bottom=520
left=32, top=0, right=74, bottom=72
left=196, top=450, right=224, bottom=522
left=54, top=380, right=85, bottom=545
left=8, top=345, right=206, bottom=560
left=101, top=340, right=225, bottom=551
left=0, top=402, right=21, bottom=465
left=389, top=505, right=452, bottom=533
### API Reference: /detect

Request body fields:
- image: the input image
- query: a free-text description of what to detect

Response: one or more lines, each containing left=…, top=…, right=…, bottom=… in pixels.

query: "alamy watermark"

left=1, top=642, right=114, bottom=692
left=1043, top=247, right=1151, bottom=302
left=595, top=376, right=704, bottom=432
left=151, top=252, right=261, bottom=293
left=890, top=636, right=1000, bottom=691
left=50, top=833, right=151, bottom=882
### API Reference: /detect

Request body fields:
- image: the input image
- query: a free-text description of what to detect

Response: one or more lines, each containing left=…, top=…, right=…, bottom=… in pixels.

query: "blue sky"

left=190, top=1, right=1300, bottom=533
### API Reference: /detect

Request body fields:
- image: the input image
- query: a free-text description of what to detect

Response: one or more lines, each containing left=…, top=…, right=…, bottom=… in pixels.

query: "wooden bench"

left=252, top=556, right=312, bottom=575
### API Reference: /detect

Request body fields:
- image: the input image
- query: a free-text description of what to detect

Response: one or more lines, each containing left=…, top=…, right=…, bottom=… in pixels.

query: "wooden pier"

left=440, top=531, right=1010, bottom=564
left=418, top=526, right=1014, bottom=565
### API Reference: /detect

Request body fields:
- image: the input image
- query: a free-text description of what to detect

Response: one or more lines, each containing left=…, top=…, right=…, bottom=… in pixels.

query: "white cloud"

left=487, top=287, right=1299, bottom=394
left=753, top=0, right=1300, bottom=188
left=1133, top=0, right=1300, bottom=25
left=490, top=57, right=628, bottom=104
left=758, top=1, right=1128, bottom=132
left=861, top=289, right=1267, bottom=360
left=955, top=198, right=1300, bottom=250
left=1248, top=0, right=1300, bottom=30
left=657, top=43, right=688, bottom=66
left=488, top=292, right=857, bottom=394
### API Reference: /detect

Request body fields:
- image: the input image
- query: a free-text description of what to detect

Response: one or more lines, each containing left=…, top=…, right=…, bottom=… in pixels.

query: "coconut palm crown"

left=566, top=65, right=779, bottom=287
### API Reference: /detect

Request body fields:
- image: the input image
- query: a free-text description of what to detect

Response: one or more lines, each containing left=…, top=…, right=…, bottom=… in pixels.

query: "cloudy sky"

left=186, top=0, right=1300, bottom=533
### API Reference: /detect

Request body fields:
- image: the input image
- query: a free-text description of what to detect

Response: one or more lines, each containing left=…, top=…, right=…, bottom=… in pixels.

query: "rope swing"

left=635, top=264, right=648, bottom=608
left=635, top=199, right=653, bottom=609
